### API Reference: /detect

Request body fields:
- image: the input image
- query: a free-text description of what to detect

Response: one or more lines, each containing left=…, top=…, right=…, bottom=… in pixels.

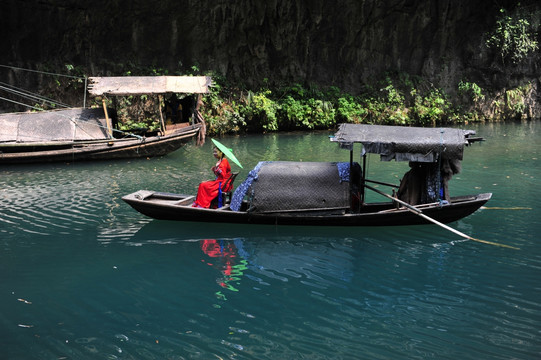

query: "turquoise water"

left=1, top=122, right=540, bottom=359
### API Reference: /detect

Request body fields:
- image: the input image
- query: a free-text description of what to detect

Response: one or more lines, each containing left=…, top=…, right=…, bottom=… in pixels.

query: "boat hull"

left=122, top=191, right=492, bottom=227
left=0, top=124, right=201, bottom=164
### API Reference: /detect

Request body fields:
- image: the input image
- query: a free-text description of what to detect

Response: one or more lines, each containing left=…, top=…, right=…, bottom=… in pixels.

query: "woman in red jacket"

left=192, top=146, right=232, bottom=208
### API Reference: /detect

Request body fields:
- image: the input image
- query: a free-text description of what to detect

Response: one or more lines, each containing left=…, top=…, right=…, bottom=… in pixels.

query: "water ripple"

left=1, top=127, right=540, bottom=359
left=1, top=166, right=121, bottom=238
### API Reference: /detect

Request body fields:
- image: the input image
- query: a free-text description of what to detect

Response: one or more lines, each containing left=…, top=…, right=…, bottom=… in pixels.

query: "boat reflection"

left=200, top=239, right=248, bottom=298
left=114, top=220, right=359, bottom=293
left=111, top=218, right=382, bottom=244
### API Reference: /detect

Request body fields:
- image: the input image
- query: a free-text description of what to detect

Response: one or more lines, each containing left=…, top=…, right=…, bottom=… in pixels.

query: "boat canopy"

left=331, top=124, right=478, bottom=162
left=0, top=108, right=108, bottom=144
left=231, top=161, right=360, bottom=213
left=87, top=76, right=212, bottom=96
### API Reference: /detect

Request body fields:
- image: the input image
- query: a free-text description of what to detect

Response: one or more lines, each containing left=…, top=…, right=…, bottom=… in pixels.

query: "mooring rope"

left=0, top=96, right=143, bottom=141
left=0, top=64, right=85, bottom=80
left=0, top=82, right=72, bottom=109
left=0, top=65, right=146, bottom=141
left=0, top=96, right=44, bottom=111
left=0, top=64, right=86, bottom=109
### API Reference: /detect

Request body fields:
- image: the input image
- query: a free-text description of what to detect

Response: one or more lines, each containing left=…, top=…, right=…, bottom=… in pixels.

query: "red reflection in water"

left=200, top=239, right=240, bottom=291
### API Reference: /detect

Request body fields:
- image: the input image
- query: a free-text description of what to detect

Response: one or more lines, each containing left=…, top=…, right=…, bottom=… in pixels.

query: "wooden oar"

left=481, top=206, right=531, bottom=210
left=364, top=184, right=519, bottom=250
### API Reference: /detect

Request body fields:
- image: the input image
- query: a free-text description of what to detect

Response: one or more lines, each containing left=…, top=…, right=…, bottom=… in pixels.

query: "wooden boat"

left=122, top=190, right=491, bottom=226
left=123, top=124, right=492, bottom=227
left=0, top=76, right=210, bottom=164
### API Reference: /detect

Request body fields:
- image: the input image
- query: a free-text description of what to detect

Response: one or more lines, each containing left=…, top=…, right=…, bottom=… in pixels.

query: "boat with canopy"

left=122, top=124, right=492, bottom=227
left=0, top=75, right=211, bottom=164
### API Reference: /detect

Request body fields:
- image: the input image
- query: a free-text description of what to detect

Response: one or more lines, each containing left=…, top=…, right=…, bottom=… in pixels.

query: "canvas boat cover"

left=331, top=123, right=477, bottom=162
left=87, top=76, right=212, bottom=96
left=231, top=161, right=361, bottom=213
left=0, top=108, right=109, bottom=144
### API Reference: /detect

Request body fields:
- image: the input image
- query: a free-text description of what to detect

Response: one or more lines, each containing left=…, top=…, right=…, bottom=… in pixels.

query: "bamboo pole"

left=158, top=95, right=166, bottom=135
left=481, top=206, right=532, bottom=210
left=364, top=184, right=519, bottom=250
left=101, top=99, right=113, bottom=138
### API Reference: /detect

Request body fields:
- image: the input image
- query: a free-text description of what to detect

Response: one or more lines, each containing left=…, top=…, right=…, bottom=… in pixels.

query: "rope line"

left=0, top=65, right=159, bottom=141
left=0, top=64, right=85, bottom=80
left=0, top=96, right=43, bottom=111
left=0, top=83, right=71, bottom=109
left=0, top=64, right=86, bottom=109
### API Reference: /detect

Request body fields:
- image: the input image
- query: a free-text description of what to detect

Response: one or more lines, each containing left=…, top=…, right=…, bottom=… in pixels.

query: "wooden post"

left=361, top=153, right=367, bottom=205
left=83, top=77, right=87, bottom=108
left=102, top=98, right=113, bottom=138
left=194, top=94, right=204, bottom=125
left=349, top=149, right=353, bottom=210
left=158, top=95, right=166, bottom=135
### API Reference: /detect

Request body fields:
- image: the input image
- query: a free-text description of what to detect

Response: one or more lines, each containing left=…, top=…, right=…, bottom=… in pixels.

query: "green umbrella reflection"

left=211, top=138, right=243, bottom=168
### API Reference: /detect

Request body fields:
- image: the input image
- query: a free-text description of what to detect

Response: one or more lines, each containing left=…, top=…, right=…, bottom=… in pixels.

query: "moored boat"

left=0, top=76, right=211, bottom=164
left=123, top=124, right=492, bottom=227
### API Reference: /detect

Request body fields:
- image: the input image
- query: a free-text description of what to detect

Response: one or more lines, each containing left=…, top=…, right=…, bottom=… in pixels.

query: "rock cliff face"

left=1, top=0, right=540, bottom=118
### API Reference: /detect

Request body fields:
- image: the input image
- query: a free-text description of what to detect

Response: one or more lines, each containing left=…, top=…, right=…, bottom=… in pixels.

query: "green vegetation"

left=486, top=7, right=539, bottom=64
left=114, top=95, right=162, bottom=133
left=504, top=82, right=532, bottom=119
left=201, top=72, right=483, bottom=136
left=38, top=62, right=534, bottom=136
left=100, top=65, right=480, bottom=135
left=458, top=81, right=485, bottom=103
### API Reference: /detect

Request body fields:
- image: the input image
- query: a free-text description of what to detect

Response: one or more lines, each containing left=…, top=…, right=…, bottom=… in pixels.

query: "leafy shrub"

left=278, top=95, right=308, bottom=130
left=304, top=98, right=336, bottom=129
left=486, top=8, right=539, bottom=64
left=242, top=90, right=279, bottom=132
left=411, top=88, right=451, bottom=126
left=505, top=83, right=532, bottom=118
left=115, top=95, right=162, bottom=133
left=336, top=95, right=367, bottom=123
left=458, top=81, right=485, bottom=103
left=199, top=72, right=480, bottom=134
left=201, top=79, right=245, bottom=136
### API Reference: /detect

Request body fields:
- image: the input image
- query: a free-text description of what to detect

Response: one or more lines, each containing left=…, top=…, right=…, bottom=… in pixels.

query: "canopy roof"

left=87, top=76, right=212, bottom=96
left=331, top=124, right=478, bottom=162
left=0, top=108, right=108, bottom=144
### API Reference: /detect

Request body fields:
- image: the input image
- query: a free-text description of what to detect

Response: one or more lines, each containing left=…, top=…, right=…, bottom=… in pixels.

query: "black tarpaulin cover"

left=248, top=161, right=352, bottom=213
left=0, top=108, right=108, bottom=143
left=331, top=124, right=476, bottom=162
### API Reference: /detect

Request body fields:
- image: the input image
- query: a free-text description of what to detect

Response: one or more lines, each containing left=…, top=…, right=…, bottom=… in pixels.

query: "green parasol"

left=211, top=138, right=243, bottom=168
